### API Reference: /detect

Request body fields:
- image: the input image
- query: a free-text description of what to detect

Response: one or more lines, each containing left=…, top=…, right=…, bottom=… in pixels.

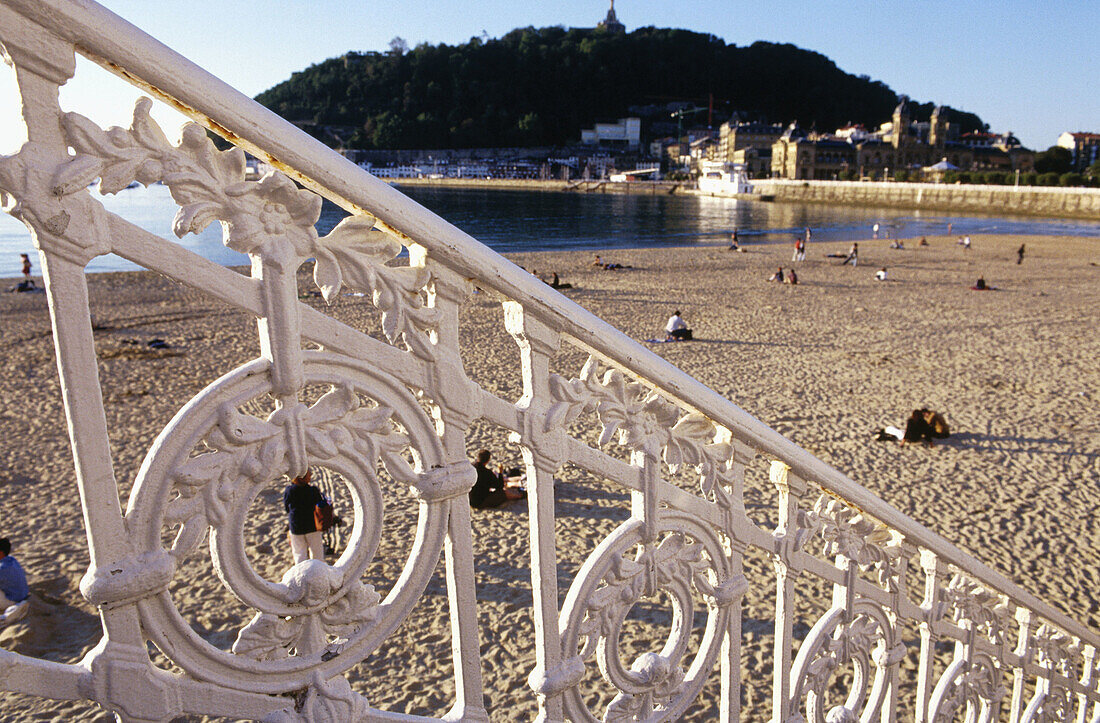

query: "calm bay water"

left=2, top=183, right=1097, bottom=278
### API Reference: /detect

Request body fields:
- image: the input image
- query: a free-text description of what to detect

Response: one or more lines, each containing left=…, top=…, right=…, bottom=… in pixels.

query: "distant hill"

left=255, top=25, right=986, bottom=150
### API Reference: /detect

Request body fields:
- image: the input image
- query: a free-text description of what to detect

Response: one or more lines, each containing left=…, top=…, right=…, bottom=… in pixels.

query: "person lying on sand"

left=875, top=408, right=949, bottom=445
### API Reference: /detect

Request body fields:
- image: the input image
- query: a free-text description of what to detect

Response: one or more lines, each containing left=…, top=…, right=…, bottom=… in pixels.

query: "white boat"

left=697, top=160, right=753, bottom=195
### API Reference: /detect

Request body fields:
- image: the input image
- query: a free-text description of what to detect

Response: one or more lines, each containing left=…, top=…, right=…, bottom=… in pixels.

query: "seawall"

left=390, top=176, right=1100, bottom=220
left=749, top=179, right=1100, bottom=220
left=392, top=177, right=687, bottom=195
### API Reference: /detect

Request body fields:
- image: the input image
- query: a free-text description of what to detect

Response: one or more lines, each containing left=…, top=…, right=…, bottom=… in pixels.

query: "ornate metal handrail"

left=1, top=1, right=1097, bottom=721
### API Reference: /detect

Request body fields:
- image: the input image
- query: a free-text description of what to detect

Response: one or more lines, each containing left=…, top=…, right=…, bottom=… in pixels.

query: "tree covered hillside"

left=255, top=26, right=985, bottom=150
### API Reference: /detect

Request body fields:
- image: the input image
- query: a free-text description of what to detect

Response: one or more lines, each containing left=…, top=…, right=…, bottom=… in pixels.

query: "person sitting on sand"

left=0, top=538, right=29, bottom=612
left=592, top=255, right=603, bottom=267
left=785, top=268, right=798, bottom=285
left=283, top=470, right=328, bottom=564
left=469, top=449, right=526, bottom=509
left=971, top=276, right=990, bottom=291
left=919, top=237, right=929, bottom=247
left=875, top=267, right=888, bottom=281
left=840, top=242, right=858, bottom=266
left=665, top=310, right=692, bottom=341
left=728, top=230, right=739, bottom=251
left=922, top=409, right=950, bottom=438
left=890, top=240, right=904, bottom=249
left=768, top=267, right=784, bottom=283
left=549, top=272, right=572, bottom=289
left=902, top=409, right=936, bottom=446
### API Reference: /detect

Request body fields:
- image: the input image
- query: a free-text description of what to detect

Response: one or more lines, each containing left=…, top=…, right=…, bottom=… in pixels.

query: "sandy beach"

left=0, top=232, right=1097, bottom=720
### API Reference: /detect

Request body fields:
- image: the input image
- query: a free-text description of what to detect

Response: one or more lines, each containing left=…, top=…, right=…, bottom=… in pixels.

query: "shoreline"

left=393, top=176, right=1100, bottom=220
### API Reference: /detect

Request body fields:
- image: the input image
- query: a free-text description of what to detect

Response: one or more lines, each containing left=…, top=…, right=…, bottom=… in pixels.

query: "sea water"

left=1, top=182, right=1096, bottom=279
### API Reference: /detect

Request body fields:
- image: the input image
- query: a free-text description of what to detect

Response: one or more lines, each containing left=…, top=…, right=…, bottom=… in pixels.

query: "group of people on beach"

left=768, top=267, right=798, bottom=284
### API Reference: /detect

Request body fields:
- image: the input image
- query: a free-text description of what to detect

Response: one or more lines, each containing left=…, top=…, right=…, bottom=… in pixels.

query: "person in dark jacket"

left=469, top=450, right=525, bottom=509
left=283, top=470, right=325, bottom=563
left=902, top=409, right=936, bottom=446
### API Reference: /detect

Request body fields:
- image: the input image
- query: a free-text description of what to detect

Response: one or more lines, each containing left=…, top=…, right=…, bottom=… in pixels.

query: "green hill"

left=255, top=25, right=986, bottom=150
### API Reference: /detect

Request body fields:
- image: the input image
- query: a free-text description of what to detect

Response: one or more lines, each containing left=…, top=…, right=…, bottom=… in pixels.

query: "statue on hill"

left=597, top=0, right=625, bottom=34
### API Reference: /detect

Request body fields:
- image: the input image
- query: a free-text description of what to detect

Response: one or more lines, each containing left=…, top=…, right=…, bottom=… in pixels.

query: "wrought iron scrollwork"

left=558, top=511, right=746, bottom=722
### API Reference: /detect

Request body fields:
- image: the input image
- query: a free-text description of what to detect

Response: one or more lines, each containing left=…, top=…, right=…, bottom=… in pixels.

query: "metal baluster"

left=720, top=440, right=752, bottom=723
left=1079, top=645, right=1099, bottom=723
left=770, top=460, right=809, bottom=723
left=503, top=302, right=571, bottom=722
left=916, top=549, right=943, bottom=723
left=1010, top=608, right=1034, bottom=723
left=419, top=261, right=489, bottom=722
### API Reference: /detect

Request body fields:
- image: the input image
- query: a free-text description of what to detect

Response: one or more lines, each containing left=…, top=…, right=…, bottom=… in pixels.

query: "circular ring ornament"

left=558, top=510, right=745, bottom=722
left=125, top=351, right=449, bottom=693
left=788, top=599, right=904, bottom=723
left=927, top=652, right=1005, bottom=723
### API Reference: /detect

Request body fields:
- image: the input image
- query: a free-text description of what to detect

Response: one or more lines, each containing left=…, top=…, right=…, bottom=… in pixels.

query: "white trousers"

left=289, top=531, right=324, bottom=564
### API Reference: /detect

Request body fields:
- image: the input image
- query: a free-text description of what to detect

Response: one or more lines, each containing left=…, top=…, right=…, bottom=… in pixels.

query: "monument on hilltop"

left=597, top=0, right=625, bottom=33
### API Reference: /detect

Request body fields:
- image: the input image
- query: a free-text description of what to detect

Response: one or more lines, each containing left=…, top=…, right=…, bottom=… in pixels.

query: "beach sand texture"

left=0, top=233, right=1097, bottom=720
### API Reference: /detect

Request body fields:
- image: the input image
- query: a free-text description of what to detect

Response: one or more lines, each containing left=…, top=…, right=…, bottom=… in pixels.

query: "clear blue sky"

left=1, top=0, right=1097, bottom=154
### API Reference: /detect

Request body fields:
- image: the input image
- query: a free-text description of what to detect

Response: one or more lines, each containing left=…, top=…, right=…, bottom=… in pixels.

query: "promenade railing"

left=1, top=2, right=1097, bottom=720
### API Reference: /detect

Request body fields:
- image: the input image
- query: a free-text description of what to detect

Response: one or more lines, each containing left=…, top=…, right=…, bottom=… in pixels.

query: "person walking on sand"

left=872, top=223, right=879, bottom=240
left=20, top=253, right=31, bottom=281
left=728, top=230, right=739, bottom=250
left=1017, top=243, right=1025, bottom=265
left=283, top=470, right=327, bottom=564
left=792, top=236, right=806, bottom=262
left=840, top=242, right=859, bottom=266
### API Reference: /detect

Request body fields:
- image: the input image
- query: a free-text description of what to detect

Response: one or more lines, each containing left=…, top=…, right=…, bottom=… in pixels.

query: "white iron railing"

left=1, top=2, right=1097, bottom=721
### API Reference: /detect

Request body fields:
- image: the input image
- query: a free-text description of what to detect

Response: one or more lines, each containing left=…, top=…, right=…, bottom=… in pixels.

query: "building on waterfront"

left=717, top=119, right=785, bottom=178
left=580, top=117, right=642, bottom=149
left=770, top=98, right=1034, bottom=180
left=1057, top=132, right=1100, bottom=172
left=596, top=0, right=625, bottom=34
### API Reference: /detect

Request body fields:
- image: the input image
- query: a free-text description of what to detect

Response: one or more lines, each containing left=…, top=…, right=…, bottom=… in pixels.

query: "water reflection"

left=1, top=183, right=1096, bottom=277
